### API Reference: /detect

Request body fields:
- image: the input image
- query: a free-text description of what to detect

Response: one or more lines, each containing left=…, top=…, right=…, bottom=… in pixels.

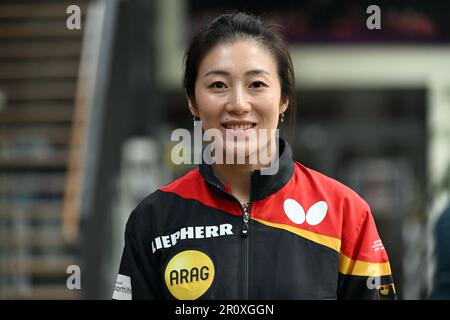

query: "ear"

left=280, top=96, right=289, bottom=114
left=186, top=91, right=200, bottom=118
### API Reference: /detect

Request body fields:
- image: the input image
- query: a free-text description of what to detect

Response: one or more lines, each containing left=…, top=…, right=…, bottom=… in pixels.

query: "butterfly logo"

left=283, top=199, right=328, bottom=226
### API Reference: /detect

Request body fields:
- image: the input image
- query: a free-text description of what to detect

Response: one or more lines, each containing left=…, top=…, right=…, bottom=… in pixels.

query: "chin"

left=222, top=142, right=259, bottom=165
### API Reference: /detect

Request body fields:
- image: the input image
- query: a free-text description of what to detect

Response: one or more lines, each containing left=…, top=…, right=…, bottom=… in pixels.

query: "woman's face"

left=188, top=39, right=288, bottom=163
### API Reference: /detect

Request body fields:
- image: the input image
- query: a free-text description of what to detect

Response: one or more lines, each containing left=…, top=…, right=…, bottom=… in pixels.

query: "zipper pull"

left=242, top=221, right=249, bottom=237
left=241, top=204, right=249, bottom=237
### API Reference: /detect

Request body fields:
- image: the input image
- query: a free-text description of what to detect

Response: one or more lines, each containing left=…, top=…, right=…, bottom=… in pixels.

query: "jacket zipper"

left=203, top=171, right=254, bottom=300
left=241, top=171, right=254, bottom=299
left=206, top=171, right=255, bottom=299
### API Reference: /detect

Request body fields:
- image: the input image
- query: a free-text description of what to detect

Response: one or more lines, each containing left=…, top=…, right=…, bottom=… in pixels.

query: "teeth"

left=225, top=124, right=253, bottom=130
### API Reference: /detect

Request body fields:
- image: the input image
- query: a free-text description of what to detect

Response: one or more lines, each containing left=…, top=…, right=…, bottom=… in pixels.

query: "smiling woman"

left=189, top=40, right=286, bottom=181
left=183, top=13, right=295, bottom=205
left=113, top=12, right=397, bottom=300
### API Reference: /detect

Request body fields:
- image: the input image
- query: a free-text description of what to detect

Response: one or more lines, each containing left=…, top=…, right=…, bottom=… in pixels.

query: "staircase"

left=0, top=0, right=88, bottom=299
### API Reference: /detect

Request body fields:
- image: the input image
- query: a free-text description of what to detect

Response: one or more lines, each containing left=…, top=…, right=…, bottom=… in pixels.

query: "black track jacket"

left=113, top=139, right=396, bottom=300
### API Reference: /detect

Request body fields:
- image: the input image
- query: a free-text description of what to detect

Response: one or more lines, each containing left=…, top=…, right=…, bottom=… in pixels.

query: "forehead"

left=198, top=39, right=277, bottom=76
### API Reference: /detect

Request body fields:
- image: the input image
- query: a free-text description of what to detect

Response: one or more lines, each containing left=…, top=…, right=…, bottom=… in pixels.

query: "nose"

left=225, top=86, right=251, bottom=114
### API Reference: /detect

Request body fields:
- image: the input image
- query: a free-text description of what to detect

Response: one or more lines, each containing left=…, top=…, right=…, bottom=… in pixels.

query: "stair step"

left=0, top=254, right=77, bottom=271
left=0, top=229, right=65, bottom=248
left=0, top=105, right=73, bottom=124
left=0, top=82, right=76, bottom=101
left=1, top=253, right=77, bottom=269
left=0, top=3, right=87, bottom=19
left=0, top=61, right=78, bottom=80
left=0, top=23, right=83, bottom=39
left=0, top=156, right=68, bottom=169
left=0, top=41, right=81, bottom=59
left=0, top=127, right=71, bottom=144
left=0, top=200, right=62, bottom=221
left=0, top=285, right=80, bottom=300
left=0, top=172, right=66, bottom=195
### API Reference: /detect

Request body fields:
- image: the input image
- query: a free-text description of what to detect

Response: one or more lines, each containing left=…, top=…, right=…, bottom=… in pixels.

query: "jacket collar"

left=199, top=138, right=295, bottom=201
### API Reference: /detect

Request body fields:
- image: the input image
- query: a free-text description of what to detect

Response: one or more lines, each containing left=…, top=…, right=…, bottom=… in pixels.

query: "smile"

left=222, top=122, right=257, bottom=130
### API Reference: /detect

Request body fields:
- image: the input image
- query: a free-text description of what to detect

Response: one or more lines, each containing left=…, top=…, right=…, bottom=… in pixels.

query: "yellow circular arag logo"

left=164, top=250, right=215, bottom=300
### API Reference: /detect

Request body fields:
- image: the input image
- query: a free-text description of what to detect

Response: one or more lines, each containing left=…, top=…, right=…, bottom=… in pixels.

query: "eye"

left=250, top=81, right=266, bottom=88
left=209, top=81, right=226, bottom=89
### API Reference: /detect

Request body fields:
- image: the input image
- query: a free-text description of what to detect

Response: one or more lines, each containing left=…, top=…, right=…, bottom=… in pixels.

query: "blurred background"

left=0, top=0, right=449, bottom=300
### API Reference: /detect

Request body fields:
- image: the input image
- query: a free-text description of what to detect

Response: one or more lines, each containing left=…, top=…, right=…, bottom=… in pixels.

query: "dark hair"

left=183, top=12, right=297, bottom=141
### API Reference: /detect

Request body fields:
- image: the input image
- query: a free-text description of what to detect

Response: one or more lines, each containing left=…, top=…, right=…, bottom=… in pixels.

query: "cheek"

left=198, top=98, right=218, bottom=117
left=195, top=93, right=223, bottom=127
left=256, top=94, right=282, bottom=125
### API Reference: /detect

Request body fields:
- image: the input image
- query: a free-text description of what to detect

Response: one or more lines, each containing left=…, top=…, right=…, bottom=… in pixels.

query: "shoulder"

left=295, top=162, right=368, bottom=206
left=294, top=163, right=380, bottom=252
left=159, top=167, right=202, bottom=194
left=293, top=162, right=371, bottom=226
left=127, top=167, right=201, bottom=228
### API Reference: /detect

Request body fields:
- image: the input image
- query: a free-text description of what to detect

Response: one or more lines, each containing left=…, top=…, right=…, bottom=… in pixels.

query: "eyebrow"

left=203, top=69, right=271, bottom=78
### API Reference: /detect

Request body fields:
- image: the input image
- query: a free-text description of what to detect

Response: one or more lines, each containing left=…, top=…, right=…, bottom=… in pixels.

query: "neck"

left=211, top=163, right=255, bottom=205
left=211, top=139, right=278, bottom=204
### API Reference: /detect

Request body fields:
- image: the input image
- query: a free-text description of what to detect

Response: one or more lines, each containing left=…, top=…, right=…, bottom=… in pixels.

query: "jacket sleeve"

left=337, top=203, right=397, bottom=300
left=112, top=209, right=163, bottom=300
